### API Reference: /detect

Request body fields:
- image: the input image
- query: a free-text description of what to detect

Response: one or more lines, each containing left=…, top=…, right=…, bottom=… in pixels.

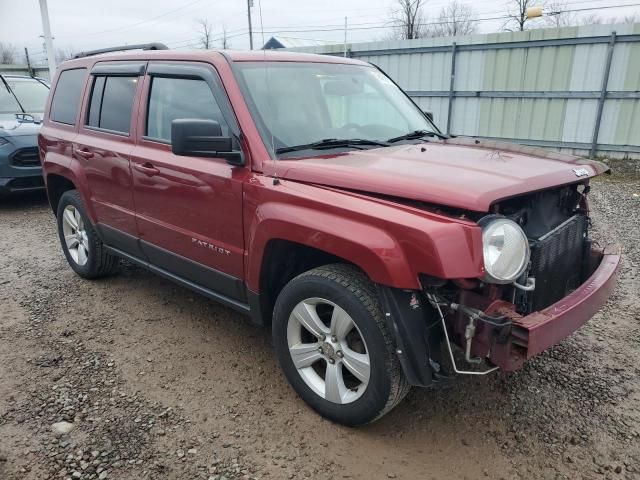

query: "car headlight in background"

left=480, top=217, right=530, bottom=284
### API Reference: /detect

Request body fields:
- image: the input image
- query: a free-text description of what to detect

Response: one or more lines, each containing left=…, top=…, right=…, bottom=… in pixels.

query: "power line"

left=177, top=1, right=640, bottom=39
left=56, top=0, right=208, bottom=39
left=74, top=0, right=638, bottom=51
left=251, top=2, right=640, bottom=35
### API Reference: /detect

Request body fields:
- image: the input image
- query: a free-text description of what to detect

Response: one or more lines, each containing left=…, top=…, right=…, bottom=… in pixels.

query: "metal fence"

left=288, top=23, right=640, bottom=159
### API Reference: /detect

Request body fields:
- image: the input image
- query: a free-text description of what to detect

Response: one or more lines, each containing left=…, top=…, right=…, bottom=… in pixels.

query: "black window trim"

left=49, top=67, right=87, bottom=126
left=142, top=61, right=241, bottom=146
left=91, top=61, right=146, bottom=76
left=84, top=69, right=143, bottom=137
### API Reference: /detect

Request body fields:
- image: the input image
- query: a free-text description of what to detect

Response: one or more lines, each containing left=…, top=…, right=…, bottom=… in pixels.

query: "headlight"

left=480, top=217, right=530, bottom=284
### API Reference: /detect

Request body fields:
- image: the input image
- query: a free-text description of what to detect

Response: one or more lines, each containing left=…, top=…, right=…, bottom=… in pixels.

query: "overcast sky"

left=1, top=0, right=638, bottom=64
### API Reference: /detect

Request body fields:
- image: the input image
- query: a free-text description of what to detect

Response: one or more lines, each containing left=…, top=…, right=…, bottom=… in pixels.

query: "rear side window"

left=50, top=68, right=86, bottom=125
left=146, top=77, right=228, bottom=142
left=86, top=76, right=138, bottom=134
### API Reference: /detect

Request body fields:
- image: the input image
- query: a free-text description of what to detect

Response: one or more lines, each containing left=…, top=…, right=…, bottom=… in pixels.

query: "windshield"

left=0, top=77, right=50, bottom=114
left=235, top=62, right=437, bottom=157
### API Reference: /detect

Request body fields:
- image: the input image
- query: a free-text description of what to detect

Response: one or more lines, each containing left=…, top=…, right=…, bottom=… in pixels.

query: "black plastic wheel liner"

left=376, top=285, right=443, bottom=387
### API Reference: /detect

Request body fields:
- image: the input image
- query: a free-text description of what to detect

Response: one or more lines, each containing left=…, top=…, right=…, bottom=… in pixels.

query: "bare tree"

left=196, top=18, right=213, bottom=49
left=219, top=25, right=231, bottom=49
left=503, top=0, right=538, bottom=31
left=428, top=0, right=478, bottom=37
left=55, top=48, right=75, bottom=63
left=390, top=0, right=427, bottom=40
left=0, top=42, right=17, bottom=64
left=620, top=13, right=640, bottom=23
left=579, top=12, right=639, bottom=25
left=579, top=13, right=604, bottom=25
left=544, top=0, right=578, bottom=28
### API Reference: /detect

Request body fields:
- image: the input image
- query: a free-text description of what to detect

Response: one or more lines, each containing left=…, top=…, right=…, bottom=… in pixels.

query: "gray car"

left=0, top=74, right=50, bottom=196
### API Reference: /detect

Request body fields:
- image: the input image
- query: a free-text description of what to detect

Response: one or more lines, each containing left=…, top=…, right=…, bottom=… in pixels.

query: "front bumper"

left=0, top=175, right=45, bottom=195
left=450, top=244, right=621, bottom=371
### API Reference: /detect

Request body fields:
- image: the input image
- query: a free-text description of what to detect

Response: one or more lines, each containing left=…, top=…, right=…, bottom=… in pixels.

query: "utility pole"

left=247, top=0, right=254, bottom=50
left=343, top=17, right=348, bottom=57
left=38, top=0, right=56, bottom=78
left=24, top=48, right=34, bottom=77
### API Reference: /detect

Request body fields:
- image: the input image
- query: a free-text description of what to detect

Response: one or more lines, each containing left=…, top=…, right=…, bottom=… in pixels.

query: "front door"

left=130, top=61, right=247, bottom=302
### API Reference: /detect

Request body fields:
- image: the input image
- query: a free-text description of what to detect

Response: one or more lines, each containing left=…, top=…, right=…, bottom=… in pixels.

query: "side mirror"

left=171, top=119, right=243, bottom=166
left=423, top=110, right=434, bottom=122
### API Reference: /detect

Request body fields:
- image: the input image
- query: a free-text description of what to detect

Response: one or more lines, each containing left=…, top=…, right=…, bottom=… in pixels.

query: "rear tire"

left=56, top=190, right=119, bottom=279
left=273, top=264, right=410, bottom=426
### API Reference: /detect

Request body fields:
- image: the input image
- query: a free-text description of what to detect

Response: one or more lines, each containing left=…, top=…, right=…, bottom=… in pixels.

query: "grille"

left=10, top=147, right=40, bottom=167
left=6, top=175, right=45, bottom=190
left=526, top=215, right=587, bottom=312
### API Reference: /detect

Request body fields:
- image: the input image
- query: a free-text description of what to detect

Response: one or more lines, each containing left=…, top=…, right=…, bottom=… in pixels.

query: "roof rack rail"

left=73, top=43, right=169, bottom=59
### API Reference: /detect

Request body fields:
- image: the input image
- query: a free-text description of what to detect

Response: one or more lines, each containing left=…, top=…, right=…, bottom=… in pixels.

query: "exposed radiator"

left=525, top=214, right=588, bottom=313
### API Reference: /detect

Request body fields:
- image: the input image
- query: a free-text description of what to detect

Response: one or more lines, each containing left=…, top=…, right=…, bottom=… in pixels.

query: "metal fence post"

left=590, top=31, right=616, bottom=158
left=446, top=42, right=457, bottom=136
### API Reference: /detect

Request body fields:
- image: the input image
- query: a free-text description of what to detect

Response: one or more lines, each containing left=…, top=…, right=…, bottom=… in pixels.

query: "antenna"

left=343, top=17, right=348, bottom=58
left=257, top=0, right=266, bottom=48
left=257, top=0, right=276, bottom=168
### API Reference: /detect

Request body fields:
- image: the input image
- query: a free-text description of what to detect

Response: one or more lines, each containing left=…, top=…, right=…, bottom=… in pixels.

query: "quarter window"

left=86, top=76, right=138, bottom=134
left=146, top=77, right=227, bottom=142
left=50, top=68, right=86, bottom=125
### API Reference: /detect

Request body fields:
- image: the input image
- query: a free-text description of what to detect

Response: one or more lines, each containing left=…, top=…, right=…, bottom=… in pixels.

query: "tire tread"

left=293, top=264, right=410, bottom=424
left=57, top=190, right=119, bottom=279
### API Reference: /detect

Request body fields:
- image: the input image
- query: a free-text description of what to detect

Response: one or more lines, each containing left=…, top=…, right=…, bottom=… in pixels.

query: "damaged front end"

left=379, top=181, right=621, bottom=386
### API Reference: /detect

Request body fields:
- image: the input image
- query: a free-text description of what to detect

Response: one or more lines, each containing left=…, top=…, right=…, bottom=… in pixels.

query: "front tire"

left=273, top=264, right=410, bottom=426
left=56, top=190, right=119, bottom=279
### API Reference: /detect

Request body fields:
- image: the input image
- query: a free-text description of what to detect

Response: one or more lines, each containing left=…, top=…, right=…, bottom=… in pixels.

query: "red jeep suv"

left=39, top=44, right=620, bottom=425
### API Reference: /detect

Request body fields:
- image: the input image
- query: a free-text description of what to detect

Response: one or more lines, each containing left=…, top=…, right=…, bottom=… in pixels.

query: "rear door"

left=130, top=61, right=247, bottom=302
left=74, top=62, right=145, bottom=255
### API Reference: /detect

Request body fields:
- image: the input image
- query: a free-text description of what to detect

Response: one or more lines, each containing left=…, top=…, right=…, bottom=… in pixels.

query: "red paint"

left=515, top=246, right=621, bottom=360
left=39, top=50, right=618, bottom=371
left=448, top=246, right=621, bottom=371
left=265, top=140, right=608, bottom=212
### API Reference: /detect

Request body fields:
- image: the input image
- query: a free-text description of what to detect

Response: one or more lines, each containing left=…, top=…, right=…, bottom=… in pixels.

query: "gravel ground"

left=0, top=173, right=638, bottom=480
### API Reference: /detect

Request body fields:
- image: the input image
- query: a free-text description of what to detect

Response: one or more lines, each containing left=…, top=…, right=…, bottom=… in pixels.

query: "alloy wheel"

left=286, top=297, right=371, bottom=404
left=61, top=205, right=89, bottom=266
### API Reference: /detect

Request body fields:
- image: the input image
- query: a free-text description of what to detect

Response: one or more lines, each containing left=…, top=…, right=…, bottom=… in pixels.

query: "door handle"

left=76, top=148, right=94, bottom=159
left=134, top=162, right=160, bottom=176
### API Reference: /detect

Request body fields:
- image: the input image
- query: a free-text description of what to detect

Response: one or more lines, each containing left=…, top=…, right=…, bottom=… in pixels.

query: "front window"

left=235, top=61, right=436, bottom=157
left=145, top=76, right=228, bottom=142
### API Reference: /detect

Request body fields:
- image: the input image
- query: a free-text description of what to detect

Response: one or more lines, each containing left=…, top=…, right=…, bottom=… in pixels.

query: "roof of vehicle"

left=57, top=49, right=369, bottom=70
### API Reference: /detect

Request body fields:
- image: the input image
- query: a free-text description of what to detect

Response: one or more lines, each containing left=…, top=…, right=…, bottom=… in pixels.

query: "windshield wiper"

left=276, top=138, right=390, bottom=154
left=387, top=130, right=448, bottom=143
left=0, top=75, right=26, bottom=114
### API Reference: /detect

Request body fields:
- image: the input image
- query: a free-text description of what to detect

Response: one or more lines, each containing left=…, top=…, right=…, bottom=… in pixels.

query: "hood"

left=265, top=137, right=609, bottom=212
left=0, top=117, right=42, bottom=137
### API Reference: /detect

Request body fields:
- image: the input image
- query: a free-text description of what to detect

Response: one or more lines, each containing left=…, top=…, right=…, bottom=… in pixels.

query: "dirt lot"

left=0, top=173, right=639, bottom=480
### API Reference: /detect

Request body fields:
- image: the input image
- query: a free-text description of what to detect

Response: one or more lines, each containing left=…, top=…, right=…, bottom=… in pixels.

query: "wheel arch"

left=246, top=203, right=417, bottom=293
left=46, top=173, right=76, bottom=215
left=249, top=238, right=357, bottom=325
left=43, top=161, right=97, bottom=223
